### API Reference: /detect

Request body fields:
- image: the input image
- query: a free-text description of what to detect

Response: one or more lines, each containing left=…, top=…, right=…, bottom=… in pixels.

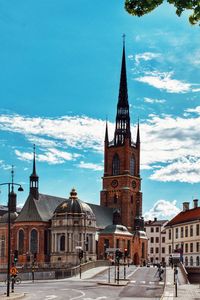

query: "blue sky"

left=0, top=1, right=200, bottom=220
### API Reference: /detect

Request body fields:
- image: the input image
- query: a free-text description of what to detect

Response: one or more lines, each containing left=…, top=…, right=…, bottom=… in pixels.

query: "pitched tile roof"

left=16, top=193, right=65, bottom=222
left=15, top=193, right=113, bottom=228
left=145, top=220, right=168, bottom=226
left=166, top=207, right=200, bottom=226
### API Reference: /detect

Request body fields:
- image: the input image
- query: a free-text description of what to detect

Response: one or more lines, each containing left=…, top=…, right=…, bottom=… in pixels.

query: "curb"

left=0, top=293, right=26, bottom=299
left=97, top=280, right=129, bottom=286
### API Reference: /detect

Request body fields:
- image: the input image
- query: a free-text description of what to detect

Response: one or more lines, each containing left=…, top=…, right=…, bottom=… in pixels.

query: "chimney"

left=183, top=202, right=190, bottom=212
left=154, top=217, right=157, bottom=222
left=193, top=199, right=198, bottom=209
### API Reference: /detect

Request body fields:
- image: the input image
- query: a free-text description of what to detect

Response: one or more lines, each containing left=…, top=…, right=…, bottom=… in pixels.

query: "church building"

left=0, top=39, right=147, bottom=269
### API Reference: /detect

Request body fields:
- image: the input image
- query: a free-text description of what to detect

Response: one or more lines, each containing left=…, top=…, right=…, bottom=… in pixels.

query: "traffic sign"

left=172, top=253, right=180, bottom=258
left=75, top=246, right=82, bottom=250
left=106, top=248, right=120, bottom=253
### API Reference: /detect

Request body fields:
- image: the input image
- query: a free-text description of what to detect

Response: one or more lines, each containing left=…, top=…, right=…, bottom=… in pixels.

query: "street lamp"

left=0, top=167, right=23, bottom=297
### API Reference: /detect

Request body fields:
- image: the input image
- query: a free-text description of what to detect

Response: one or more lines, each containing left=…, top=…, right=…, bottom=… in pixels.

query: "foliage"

left=125, top=0, right=200, bottom=25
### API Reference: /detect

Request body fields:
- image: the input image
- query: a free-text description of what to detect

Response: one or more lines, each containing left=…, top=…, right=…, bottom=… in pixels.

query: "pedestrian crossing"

left=130, top=280, right=165, bottom=285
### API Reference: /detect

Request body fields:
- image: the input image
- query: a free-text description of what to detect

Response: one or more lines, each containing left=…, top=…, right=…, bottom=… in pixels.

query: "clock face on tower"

left=132, top=180, right=137, bottom=189
left=111, top=179, right=118, bottom=188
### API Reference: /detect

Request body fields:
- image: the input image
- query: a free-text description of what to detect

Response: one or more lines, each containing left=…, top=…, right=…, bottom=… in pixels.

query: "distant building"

left=165, top=200, right=200, bottom=267
left=144, top=218, right=168, bottom=264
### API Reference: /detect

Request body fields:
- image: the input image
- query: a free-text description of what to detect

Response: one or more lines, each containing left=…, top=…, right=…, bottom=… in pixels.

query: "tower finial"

left=122, top=33, right=126, bottom=46
left=136, top=118, right=140, bottom=145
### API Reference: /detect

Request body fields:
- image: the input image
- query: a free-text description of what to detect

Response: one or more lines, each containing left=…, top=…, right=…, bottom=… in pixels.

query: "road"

left=0, top=266, right=165, bottom=300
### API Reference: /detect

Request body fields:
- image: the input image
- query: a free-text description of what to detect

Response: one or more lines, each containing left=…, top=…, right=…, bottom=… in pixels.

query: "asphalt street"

left=0, top=266, right=165, bottom=300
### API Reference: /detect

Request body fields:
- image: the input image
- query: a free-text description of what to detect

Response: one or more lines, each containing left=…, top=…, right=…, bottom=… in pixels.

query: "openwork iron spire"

left=30, top=144, right=39, bottom=199
left=114, top=35, right=131, bottom=145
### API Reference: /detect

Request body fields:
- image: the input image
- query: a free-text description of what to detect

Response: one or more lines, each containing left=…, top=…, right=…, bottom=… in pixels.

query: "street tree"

left=125, top=0, right=200, bottom=26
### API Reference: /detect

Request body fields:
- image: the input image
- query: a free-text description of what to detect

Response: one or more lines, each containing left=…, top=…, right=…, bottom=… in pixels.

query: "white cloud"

left=135, top=71, right=200, bottom=94
left=0, top=160, right=11, bottom=170
left=76, top=161, right=103, bottom=171
left=144, top=97, right=166, bottom=104
left=1, top=110, right=200, bottom=182
left=185, top=106, right=200, bottom=115
left=150, top=157, right=200, bottom=183
left=0, top=114, right=110, bottom=153
left=15, top=148, right=80, bottom=165
left=144, top=199, right=180, bottom=220
left=136, top=71, right=192, bottom=93
left=134, top=52, right=161, bottom=65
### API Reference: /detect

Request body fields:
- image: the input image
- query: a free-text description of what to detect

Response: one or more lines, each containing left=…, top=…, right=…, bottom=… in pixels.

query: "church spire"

left=136, top=118, right=140, bottom=145
left=30, top=144, right=39, bottom=199
left=105, top=119, right=109, bottom=145
left=114, top=35, right=131, bottom=145
left=9, top=165, right=17, bottom=213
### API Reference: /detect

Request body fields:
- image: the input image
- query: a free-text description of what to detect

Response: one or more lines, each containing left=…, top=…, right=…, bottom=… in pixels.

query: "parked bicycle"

left=5, top=275, right=21, bottom=285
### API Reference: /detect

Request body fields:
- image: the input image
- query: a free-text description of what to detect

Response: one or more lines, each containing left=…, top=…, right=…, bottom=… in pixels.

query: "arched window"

left=30, top=229, right=38, bottom=254
left=60, top=235, right=65, bottom=251
left=130, top=156, right=135, bottom=176
left=196, top=256, right=199, bottom=266
left=190, top=256, right=193, bottom=266
left=112, top=154, right=120, bottom=175
left=18, top=229, right=24, bottom=255
left=185, top=256, right=188, bottom=266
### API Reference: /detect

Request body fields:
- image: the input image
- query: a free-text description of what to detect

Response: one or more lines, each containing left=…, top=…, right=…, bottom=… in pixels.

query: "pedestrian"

left=158, top=266, right=164, bottom=281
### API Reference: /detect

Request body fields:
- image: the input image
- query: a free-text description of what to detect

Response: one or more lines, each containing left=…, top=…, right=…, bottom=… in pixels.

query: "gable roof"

left=166, top=207, right=200, bottom=226
left=16, top=193, right=65, bottom=222
left=86, top=202, right=113, bottom=229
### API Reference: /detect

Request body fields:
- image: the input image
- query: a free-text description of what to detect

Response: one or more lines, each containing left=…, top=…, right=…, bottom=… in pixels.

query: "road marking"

left=149, top=281, right=155, bottom=284
left=140, top=280, right=145, bottom=284
left=159, top=282, right=164, bottom=285
left=83, top=297, right=107, bottom=300
left=45, top=296, right=57, bottom=300
left=70, top=289, right=86, bottom=300
left=131, top=280, right=136, bottom=283
left=127, top=267, right=139, bottom=278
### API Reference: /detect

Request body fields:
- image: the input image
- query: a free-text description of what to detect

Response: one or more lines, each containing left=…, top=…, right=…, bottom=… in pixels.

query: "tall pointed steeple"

left=136, top=118, right=140, bottom=145
left=114, top=34, right=131, bottom=145
left=104, top=120, right=109, bottom=145
left=30, top=144, right=39, bottom=199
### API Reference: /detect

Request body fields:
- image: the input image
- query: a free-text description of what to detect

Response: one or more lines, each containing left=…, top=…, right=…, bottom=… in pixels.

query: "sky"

left=0, top=1, right=200, bottom=221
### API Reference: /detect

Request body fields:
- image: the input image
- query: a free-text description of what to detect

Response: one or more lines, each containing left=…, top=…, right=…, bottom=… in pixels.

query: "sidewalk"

left=0, top=292, right=25, bottom=300
left=161, top=267, right=200, bottom=299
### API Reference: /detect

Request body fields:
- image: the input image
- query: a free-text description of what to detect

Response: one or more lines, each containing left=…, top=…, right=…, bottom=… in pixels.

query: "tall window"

left=185, top=226, right=188, bottom=237
left=181, top=227, right=184, bottom=238
left=196, top=256, right=200, bottom=266
left=185, top=243, right=188, bottom=253
left=196, top=224, right=199, bottom=236
left=60, top=235, right=65, bottom=251
left=197, top=242, right=199, bottom=252
left=112, top=154, right=120, bottom=175
left=185, top=256, right=188, bottom=266
left=0, top=236, right=5, bottom=257
left=130, top=156, right=135, bottom=176
left=190, top=256, right=193, bottom=266
left=18, top=229, right=24, bottom=255
left=175, top=228, right=179, bottom=239
left=30, top=229, right=38, bottom=254
left=169, top=229, right=171, bottom=240
left=190, top=225, right=193, bottom=237
left=190, top=243, right=193, bottom=253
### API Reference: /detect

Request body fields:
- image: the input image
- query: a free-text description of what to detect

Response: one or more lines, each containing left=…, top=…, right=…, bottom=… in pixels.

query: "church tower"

left=29, top=144, right=39, bottom=199
left=100, top=38, right=143, bottom=231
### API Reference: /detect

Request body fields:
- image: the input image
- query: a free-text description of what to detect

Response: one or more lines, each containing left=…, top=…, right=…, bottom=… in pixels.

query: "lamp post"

left=0, top=167, right=23, bottom=297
